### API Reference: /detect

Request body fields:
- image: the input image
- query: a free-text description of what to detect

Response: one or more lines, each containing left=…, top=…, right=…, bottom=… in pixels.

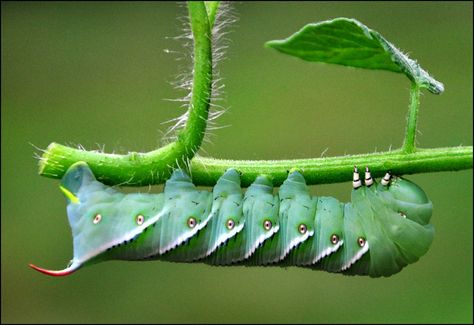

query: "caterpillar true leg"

left=381, top=171, right=392, bottom=186
left=364, top=166, right=374, bottom=187
left=352, top=166, right=362, bottom=189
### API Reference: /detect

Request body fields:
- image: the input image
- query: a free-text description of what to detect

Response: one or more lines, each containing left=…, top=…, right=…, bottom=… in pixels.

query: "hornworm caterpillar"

left=30, top=161, right=434, bottom=277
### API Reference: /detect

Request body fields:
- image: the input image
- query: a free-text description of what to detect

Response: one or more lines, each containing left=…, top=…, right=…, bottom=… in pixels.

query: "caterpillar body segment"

left=30, top=162, right=434, bottom=277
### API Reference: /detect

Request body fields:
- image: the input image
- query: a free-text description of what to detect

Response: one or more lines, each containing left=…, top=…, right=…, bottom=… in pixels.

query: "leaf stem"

left=402, top=83, right=421, bottom=153
left=38, top=1, right=213, bottom=185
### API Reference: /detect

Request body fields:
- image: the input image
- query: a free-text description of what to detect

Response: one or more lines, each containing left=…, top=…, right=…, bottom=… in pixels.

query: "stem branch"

left=38, top=1, right=213, bottom=185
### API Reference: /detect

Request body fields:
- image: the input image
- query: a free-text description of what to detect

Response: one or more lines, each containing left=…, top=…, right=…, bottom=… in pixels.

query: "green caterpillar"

left=30, top=161, right=434, bottom=277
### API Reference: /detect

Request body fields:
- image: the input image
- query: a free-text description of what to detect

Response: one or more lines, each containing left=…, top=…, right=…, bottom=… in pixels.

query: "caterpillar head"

left=386, top=177, right=433, bottom=225
left=357, top=175, right=435, bottom=276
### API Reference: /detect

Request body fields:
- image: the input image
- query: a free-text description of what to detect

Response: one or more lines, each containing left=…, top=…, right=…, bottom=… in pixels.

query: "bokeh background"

left=2, top=1, right=472, bottom=323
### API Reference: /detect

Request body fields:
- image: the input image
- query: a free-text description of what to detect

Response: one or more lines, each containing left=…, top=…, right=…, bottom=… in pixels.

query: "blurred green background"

left=2, top=1, right=472, bottom=323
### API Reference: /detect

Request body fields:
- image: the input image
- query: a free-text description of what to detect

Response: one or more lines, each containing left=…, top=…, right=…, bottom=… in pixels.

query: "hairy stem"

left=40, top=144, right=472, bottom=186
left=180, top=1, right=213, bottom=155
left=402, top=83, right=421, bottom=153
left=190, top=146, right=472, bottom=187
left=38, top=1, right=213, bottom=185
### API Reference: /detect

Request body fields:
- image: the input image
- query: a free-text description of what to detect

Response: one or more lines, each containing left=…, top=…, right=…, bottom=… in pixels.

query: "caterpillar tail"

left=29, top=162, right=101, bottom=276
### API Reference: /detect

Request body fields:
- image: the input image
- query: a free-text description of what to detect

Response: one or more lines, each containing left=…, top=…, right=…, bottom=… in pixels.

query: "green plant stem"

left=39, top=143, right=472, bottom=186
left=402, top=83, right=421, bottom=153
left=38, top=1, right=213, bottom=186
left=204, top=1, right=220, bottom=28
left=181, top=1, right=212, bottom=154
left=190, top=147, right=473, bottom=187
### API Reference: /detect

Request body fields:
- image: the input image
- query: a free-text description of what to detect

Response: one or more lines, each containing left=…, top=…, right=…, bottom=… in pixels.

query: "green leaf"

left=265, top=18, right=444, bottom=94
